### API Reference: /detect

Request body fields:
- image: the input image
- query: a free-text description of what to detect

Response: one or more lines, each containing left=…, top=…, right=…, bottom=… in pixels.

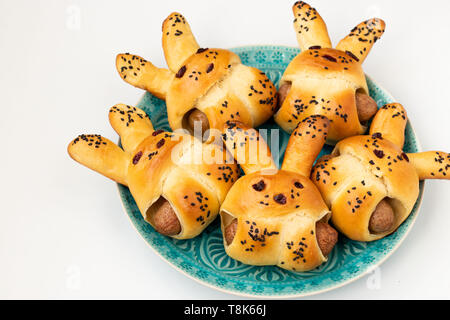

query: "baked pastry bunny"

left=219, top=115, right=338, bottom=271
left=275, top=1, right=385, bottom=143
left=68, top=104, right=239, bottom=239
left=116, top=12, right=277, bottom=142
left=311, top=103, right=450, bottom=241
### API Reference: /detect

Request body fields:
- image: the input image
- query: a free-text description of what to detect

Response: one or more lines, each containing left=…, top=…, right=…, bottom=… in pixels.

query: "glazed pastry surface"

left=68, top=104, right=239, bottom=239
left=275, top=1, right=385, bottom=143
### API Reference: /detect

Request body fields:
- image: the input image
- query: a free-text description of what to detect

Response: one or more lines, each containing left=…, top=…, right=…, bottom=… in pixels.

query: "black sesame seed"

left=152, top=129, right=164, bottom=136
left=401, top=152, right=409, bottom=162
left=132, top=151, right=143, bottom=165
left=345, top=50, right=359, bottom=62
left=175, top=66, right=186, bottom=78
left=156, top=139, right=165, bottom=148
left=294, top=182, right=304, bottom=189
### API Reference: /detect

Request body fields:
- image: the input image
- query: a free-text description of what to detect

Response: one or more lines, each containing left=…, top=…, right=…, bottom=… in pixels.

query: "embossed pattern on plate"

left=117, top=45, right=423, bottom=298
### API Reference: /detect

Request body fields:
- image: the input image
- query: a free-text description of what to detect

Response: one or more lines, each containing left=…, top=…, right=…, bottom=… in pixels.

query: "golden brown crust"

left=309, top=102, right=449, bottom=241
left=312, top=133, right=419, bottom=241
left=166, top=49, right=240, bottom=130
left=282, top=48, right=367, bottom=84
left=68, top=105, right=239, bottom=239
left=201, top=93, right=252, bottom=139
left=222, top=121, right=276, bottom=175
left=127, top=131, right=238, bottom=239
left=109, top=104, right=154, bottom=153
left=220, top=170, right=330, bottom=271
left=219, top=115, right=335, bottom=271
left=116, top=53, right=173, bottom=100
left=117, top=13, right=277, bottom=142
left=369, top=103, right=407, bottom=148
left=168, top=58, right=277, bottom=140
left=276, top=48, right=368, bottom=142
left=292, top=1, right=331, bottom=51
left=277, top=2, right=385, bottom=142
left=336, top=18, right=386, bottom=64
left=159, top=166, right=222, bottom=238
left=68, top=134, right=129, bottom=186
left=311, top=102, right=450, bottom=241
left=408, top=151, right=450, bottom=180
left=233, top=67, right=277, bottom=125
left=282, top=115, right=329, bottom=176
left=162, top=12, right=200, bottom=72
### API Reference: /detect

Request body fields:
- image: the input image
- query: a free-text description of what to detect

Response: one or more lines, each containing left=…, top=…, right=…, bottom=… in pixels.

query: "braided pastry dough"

left=68, top=104, right=239, bottom=239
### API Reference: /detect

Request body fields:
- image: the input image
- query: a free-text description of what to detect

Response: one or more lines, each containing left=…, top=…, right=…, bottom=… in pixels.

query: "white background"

left=1, top=0, right=449, bottom=299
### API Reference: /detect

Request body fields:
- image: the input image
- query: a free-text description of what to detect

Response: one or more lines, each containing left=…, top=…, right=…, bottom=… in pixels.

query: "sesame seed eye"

left=273, top=193, right=287, bottom=204
left=294, top=181, right=304, bottom=189
left=252, top=180, right=266, bottom=192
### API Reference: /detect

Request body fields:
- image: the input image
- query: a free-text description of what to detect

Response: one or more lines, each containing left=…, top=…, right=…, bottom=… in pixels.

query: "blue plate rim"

left=115, top=45, right=424, bottom=298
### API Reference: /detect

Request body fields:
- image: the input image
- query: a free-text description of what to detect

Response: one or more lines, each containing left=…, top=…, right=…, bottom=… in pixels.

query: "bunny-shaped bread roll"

left=275, top=1, right=385, bottom=143
left=220, top=116, right=338, bottom=271
left=116, top=13, right=277, bottom=142
left=68, top=104, right=239, bottom=239
left=311, top=103, right=450, bottom=241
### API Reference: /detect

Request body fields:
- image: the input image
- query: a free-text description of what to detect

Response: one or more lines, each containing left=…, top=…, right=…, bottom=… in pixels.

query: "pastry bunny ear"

left=292, top=1, right=332, bottom=51
left=162, top=12, right=200, bottom=73
left=109, top=104, right=154, bottom=153
left=369, top=103, right=407, bottom=149
left=222, top=121, right=276, bottom=175
left=67, top=134, right=129, bottom=186
left=116, top=53, right=173, bottom=100
left=336, top=18, right=385, bottom=64
left=407, top=151, right=450, bottom=180
left=282, top=115, right=329, bottom=177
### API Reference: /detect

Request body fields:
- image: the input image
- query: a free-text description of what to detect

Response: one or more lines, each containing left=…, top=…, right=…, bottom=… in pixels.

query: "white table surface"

left=1, top=0, right=449, bottom=299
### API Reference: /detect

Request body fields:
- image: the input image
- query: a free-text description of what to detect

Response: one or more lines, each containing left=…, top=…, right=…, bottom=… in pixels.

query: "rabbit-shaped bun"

left=68, top=104, right=239, bottom=239
left=275, top=1, right=385, bottom=143
left=116, top=13, right=277, bottom=142
left=220, top=116, right=338, bottom=272
left=311, top=103, right=450, bottom=241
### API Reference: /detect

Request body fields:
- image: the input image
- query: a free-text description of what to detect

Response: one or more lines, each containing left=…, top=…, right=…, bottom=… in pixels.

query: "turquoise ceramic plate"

left=117, top=45, right=424, bottom=298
